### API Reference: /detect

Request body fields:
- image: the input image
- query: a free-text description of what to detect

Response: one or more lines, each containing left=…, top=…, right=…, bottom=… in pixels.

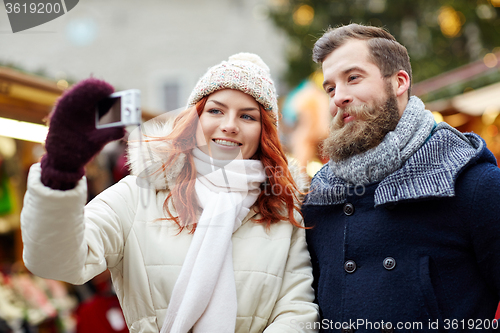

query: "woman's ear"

left=394, top=70, right=410, bottom=98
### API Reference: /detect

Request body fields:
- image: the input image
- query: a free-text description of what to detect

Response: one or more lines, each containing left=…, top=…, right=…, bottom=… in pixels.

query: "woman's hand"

left=41, top=78, right=125, bottom=190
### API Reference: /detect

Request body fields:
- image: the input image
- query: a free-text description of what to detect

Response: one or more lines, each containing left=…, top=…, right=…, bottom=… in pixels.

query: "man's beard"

left=321, top=89, right=400, bottom=162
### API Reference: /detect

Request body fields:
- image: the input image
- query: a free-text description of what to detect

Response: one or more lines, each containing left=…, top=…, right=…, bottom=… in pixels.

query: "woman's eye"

left=207, top=108, right=222, bottom=115
left=241, top=114, right=256, bottom=121
left=326, top=87, right=335, bottom=94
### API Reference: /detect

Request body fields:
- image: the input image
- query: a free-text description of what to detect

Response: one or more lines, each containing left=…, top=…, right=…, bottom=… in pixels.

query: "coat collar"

left=126, top=115, right=186, bottom=191
left=305, top=123, right=492, bottom=207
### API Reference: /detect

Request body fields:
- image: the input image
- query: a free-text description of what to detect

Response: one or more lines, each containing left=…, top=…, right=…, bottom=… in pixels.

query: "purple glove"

left=41, top=78, right=125, bottom=190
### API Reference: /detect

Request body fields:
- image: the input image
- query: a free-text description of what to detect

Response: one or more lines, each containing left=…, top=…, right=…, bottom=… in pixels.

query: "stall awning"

left=0, top=67, right=63, bottom=125
left=425, top=81, right=500, bottom=116
left=0, top=66, right=157, bottom=128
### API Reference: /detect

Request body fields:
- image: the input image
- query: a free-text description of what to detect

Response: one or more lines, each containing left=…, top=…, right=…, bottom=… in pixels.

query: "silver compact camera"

left=96, top=89, right=141, bottom=129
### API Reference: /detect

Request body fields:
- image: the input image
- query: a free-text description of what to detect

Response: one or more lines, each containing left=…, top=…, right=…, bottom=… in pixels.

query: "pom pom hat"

left=187, top=53, right=278, bottom=125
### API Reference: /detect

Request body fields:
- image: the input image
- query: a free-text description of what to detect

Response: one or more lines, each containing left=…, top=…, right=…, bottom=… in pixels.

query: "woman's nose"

left=220, top=116, right=238, bottom=133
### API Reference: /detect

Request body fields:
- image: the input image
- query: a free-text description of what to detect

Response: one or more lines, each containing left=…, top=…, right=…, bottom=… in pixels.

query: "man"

left=303, top=23, right=500, bottom=332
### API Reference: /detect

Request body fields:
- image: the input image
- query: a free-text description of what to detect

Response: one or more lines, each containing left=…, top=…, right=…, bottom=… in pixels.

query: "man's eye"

left=348, top=75, right=359, bottom=82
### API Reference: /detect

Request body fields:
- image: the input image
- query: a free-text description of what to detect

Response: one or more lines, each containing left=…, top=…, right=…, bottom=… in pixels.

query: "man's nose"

left=333, top=86, right=353, bottom=108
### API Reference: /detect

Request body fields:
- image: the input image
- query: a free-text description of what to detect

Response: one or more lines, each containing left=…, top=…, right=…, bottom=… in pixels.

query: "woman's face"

left=195, top=89, right=262, bottom=160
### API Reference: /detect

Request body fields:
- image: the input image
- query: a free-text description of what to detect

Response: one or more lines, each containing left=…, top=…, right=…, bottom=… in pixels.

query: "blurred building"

left=0, top=0, right=289, bottom=227
left=0, top=0, right=288, bottom=115
left=0, top=1, right=289, bottom=331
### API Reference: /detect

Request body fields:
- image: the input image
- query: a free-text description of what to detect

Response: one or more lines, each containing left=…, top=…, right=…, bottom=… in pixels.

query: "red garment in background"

left=76, top=295, right=127, bottom=333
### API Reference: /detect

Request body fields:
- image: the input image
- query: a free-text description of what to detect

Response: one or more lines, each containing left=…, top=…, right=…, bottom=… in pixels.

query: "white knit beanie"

left=187, top=53, right=278, bottom=124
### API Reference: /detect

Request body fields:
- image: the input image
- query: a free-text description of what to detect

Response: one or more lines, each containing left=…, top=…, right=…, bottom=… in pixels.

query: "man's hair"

left=313, top=24, right=412, bottom=97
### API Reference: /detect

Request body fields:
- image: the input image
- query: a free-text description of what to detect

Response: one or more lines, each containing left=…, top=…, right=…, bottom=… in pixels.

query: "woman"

left=21, top=53, right=319, bottom=332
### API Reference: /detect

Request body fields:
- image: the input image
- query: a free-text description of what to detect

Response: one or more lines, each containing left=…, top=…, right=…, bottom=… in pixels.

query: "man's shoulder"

left=409, top=123, right=490, bottom=171
left=305, top=163, right=348, bottom=206
left=310, top=163, right=332, bottom=185
left=375, top=125, right=495, bottom=206
left=309, top=163, right=348, bottom=191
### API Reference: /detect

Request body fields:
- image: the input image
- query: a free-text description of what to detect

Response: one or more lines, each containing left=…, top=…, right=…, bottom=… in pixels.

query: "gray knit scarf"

left=329, top=96, right=436, bottom=185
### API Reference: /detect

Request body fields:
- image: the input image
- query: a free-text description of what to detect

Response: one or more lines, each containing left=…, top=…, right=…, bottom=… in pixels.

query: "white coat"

left=20, top=119, right=319, bottom=333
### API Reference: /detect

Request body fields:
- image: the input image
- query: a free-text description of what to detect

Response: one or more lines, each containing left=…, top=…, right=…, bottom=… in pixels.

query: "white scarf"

left=161, top=148, right=266, bottom=333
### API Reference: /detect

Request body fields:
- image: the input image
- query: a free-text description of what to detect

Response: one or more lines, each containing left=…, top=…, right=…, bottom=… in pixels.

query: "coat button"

left=344, top=260, right=357, bottom=273
left=343, top=203, right=355, bottom=216
left=380, top=326, right=394, bottom=333
left=342, top=328, right=355, bottom=333
left=383, top=257, right=396, bottom=270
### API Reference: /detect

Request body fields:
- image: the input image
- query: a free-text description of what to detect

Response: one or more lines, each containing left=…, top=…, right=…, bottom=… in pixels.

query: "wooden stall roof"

left=413, top=51, right=500, bottom=98
left=0, top=66, right=156, bottom=125
left=0, top=67, right=63, bottom=125
left=425, top=81, right=500, bottom=116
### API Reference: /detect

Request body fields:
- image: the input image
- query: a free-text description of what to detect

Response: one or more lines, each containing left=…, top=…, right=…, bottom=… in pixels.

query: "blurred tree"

left=269, top=0, right=500, bottom=88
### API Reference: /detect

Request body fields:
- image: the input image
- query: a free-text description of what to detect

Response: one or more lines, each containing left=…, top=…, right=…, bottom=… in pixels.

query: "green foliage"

left=269, top=0, right=500, bottom=90
left=0, top=61, right=76, bottom=85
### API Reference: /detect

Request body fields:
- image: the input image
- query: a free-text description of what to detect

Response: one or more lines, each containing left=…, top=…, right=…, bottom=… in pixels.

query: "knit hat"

left=187, top=52, right=278, bottom=124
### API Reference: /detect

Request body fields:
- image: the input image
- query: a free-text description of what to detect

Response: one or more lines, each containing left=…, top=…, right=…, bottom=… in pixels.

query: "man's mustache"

left=332, top=104, right=375, bottom=129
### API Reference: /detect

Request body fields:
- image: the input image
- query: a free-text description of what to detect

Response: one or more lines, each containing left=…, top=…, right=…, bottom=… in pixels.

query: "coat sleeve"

left=466, top=162, right=500, bottom=295
left=264, top=220, right=320, bottom=333
left=21, top=163, right=138, bottom=285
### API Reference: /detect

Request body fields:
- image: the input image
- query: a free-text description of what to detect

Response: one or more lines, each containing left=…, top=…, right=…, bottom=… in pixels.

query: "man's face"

left=320, top=39, right=401, bottom=161
left=321, top=86, right=400, bottom=161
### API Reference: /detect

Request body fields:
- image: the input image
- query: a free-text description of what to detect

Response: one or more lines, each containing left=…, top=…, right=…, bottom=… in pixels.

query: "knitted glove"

left=41, top=78, right=125, bottom=190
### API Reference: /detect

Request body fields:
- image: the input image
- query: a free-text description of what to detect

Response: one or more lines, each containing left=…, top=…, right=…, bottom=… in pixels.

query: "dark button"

left=383, top=257, right=396, bottom=270
left=342, top=328, right=355, bottom=333
left=343, top=203, right=354, bottom=216
left=380, top=326, right=394, bottom=333
left=344, top=260, right=357, bottom=273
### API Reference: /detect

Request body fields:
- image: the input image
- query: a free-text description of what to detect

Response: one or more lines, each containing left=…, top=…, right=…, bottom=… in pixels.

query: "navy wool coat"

left=303, top=125, right=500, bottom=332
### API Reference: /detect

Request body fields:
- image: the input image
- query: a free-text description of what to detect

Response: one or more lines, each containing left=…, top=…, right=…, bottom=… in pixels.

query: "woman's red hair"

left=151, top=94, right=304, bottom=232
